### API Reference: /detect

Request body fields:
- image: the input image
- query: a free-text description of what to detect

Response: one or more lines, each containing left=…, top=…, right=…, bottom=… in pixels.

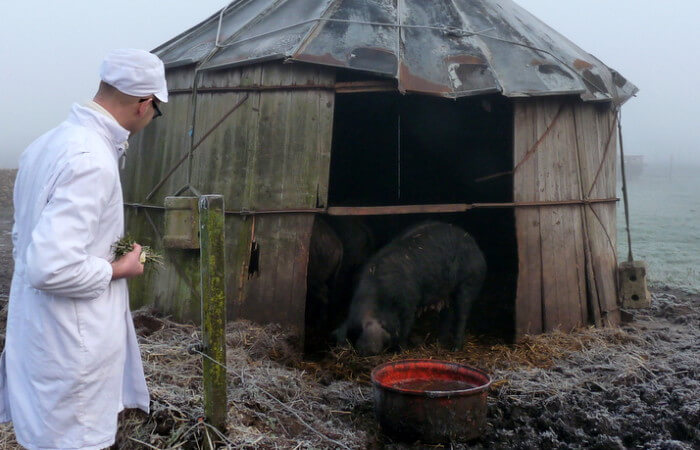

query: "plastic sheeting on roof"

left=154, top=0, right=637, bottom=104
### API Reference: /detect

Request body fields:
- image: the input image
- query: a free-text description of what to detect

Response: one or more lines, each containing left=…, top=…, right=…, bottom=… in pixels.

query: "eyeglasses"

left=138, top=98, right=163, bottom=119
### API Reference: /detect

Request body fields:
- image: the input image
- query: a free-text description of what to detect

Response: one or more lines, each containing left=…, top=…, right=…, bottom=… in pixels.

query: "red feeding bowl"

left=371, top=359, right=491, bottom=443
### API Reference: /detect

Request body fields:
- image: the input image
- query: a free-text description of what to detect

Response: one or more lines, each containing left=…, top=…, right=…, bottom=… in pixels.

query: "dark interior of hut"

left=305, top=89, right=519, bottom=352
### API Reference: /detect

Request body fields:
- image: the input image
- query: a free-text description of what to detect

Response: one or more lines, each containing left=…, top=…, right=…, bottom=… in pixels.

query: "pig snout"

left=355, top=319, right=391, bottom=356
left=332, top=318, right=391, bottom=356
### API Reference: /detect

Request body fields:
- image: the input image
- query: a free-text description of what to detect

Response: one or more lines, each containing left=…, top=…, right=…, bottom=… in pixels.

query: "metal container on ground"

left=371, top=359, right=491, bottom=444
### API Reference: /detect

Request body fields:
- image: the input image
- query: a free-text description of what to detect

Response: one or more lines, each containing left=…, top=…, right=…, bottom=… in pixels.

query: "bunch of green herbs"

left=112, top=235, right=164, bottom=268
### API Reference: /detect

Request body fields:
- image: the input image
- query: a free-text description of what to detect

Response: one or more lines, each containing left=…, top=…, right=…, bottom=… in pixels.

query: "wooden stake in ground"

left=199, top=195, right=227, bottom=432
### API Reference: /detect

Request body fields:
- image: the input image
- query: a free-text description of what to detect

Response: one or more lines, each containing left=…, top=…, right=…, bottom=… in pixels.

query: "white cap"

left=99, top=49, right=168, bottom=103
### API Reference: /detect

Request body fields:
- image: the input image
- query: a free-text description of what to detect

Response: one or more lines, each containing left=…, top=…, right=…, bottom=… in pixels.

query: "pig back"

left=367, top=221, right=486, bottom=302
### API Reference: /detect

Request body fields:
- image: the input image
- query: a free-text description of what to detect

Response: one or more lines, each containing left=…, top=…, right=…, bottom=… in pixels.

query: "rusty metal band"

left=167, top=81, right=395, bottom=95
left=169, top=85, right=332, bottom=95
left=124, top=197, right=618, bottom=216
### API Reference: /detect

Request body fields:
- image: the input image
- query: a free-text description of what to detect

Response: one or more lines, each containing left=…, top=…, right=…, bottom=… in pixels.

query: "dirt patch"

left=0, top=169, right=16, bottom=208
left=0, top=171, right=14, bottom=347
left=0, top=169, right=697, bottom=449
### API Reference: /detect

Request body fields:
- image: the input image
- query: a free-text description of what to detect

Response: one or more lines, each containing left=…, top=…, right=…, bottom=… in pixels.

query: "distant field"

left=617, top=166, right=700, bottom=293
left=0, top=169, right=17, bottom=207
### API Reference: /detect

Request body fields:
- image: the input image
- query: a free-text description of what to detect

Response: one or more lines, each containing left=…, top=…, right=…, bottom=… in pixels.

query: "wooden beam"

left=326, top=199, right=618, bottom=217
left=327, top=204, right=471, bottom=215
left=166, top=80, right=395, bottom=95
left=199, top=195, right=227, bottom=432
left=334, top=80, right=397, bottom=93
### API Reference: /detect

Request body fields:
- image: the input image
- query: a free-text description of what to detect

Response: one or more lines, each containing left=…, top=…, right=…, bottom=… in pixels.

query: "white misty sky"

left=1, top=0, right=698, bottom=168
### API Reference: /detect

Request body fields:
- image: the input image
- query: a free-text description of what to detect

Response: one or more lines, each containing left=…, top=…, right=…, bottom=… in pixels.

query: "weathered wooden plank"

left=592, top=107, right=620, bottom=326
left=315, top=71, right=335, bottom=208
left=227, top=216, right=253, bottom=321
left=248, top=63, right=294, bottom=208
left=187, top=66, right=265, bottom=321
left=513, top=100, right=543, bottom=338
left=224, top=65, right=265, bottom=321
left=234, top=65, right=264, bottom=211
left=574, top=104, right=620, bottom=327
left=556, top=104, right=588, bottom=328
left=572, top=104, right=603, bottom=327
left=123, top=206, right=202, bottom=322
left=124, top=59, right=341, bottom=330
left=514, top=99, right=587, bottom=336
left=535, top=99, right=563, bottom=330
left=530, top=98, right=587, bottom=332
left=125, top=89, right=192, bottom=204
left=234, top=63, right=308, bottom=331
left=240, top=214, right=314, bottom=333
left=287, top=65, right=324, bottom=207
left=165, top=66, right=196, bottom=91
left=123, top=69, right=204, bottom=320
left=230, top=62, right=334, bottom=331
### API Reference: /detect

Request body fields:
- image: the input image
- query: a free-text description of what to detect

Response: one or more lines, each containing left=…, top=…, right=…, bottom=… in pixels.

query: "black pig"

left=306, top=216, right=343, bottom=327
left=306, top=216, right=375, bottom=351
left=334, top=222, right=486, bottom=355
left=323, top=216, right=376, bottom=323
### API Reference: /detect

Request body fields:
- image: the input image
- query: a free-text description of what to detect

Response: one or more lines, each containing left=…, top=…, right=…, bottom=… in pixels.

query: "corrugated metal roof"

left=154, top=0, right=637, bottom=103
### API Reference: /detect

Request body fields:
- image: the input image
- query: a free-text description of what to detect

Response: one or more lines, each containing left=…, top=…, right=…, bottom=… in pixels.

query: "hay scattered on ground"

left=114, top=311, right=374, bottom=449
left=0, top=289, right=698, bottom=449
left=110, top=288, right=698, bottom=449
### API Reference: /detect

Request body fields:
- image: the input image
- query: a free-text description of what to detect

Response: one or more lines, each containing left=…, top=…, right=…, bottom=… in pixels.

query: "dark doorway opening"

left=310, top=91, right=517, bottom=349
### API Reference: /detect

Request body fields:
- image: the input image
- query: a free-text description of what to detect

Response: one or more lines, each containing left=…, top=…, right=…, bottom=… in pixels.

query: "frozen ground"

left=0, top=169, right=697, bottom=448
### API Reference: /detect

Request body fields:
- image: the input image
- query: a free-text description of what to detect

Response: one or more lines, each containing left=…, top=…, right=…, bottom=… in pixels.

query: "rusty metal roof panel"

left=292, top=0, right=400, bottom=75
left=201, top=0, right=336, bottom=70
left=155, top=0, right=637, bottom=103
left=154, top=0, right=281, bottom=67
left=396, top=0, right=503, bottom=96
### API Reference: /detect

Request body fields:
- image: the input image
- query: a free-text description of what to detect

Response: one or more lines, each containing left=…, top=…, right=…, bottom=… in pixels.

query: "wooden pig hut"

left=122, top=0, right=637, bottom=341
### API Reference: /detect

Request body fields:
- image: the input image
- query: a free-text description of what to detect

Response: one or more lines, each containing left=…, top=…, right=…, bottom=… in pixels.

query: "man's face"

left=133, top=97, right=161, bottom=133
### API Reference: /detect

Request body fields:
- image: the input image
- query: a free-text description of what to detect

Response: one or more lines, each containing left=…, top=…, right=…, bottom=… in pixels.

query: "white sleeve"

left=25, top=153, right=113, bottom=300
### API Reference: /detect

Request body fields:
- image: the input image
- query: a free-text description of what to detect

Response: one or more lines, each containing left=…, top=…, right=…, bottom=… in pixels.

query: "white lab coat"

left=0, top=104, right=149, bottom=449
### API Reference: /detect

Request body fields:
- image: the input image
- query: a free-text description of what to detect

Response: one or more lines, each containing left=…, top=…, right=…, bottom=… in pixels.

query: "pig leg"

left=449, top=283, right=481, bottom=350
left=396, top=295, right=420, bottom=349
left=315, top=282, right=331, bottom=324
left=398, top=315, right=416, bottom=349
left=437, top=306, right=455, bottom=348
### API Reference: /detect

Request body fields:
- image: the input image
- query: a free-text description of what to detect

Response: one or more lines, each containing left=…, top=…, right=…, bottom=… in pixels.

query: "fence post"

left=199, top=195, right=227, bottom=432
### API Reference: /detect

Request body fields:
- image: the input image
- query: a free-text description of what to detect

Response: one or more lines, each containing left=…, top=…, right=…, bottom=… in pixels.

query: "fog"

left=0, top=1, right=224, bottom=168
left=1, top=0, right=698, bottom=168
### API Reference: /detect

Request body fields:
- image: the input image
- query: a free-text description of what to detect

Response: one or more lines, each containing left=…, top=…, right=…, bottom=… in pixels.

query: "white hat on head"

left=100, top=48, right=168, bottom=103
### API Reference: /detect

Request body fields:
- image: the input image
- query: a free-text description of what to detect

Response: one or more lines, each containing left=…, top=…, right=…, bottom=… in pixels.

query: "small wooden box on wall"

left=163, top=196, right=200, bottom=249
left=618, top=260, right=650, bottom=308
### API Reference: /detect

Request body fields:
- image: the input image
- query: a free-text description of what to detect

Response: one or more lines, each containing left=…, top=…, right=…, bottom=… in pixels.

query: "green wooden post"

left=199, top=195, right=227, bottom=432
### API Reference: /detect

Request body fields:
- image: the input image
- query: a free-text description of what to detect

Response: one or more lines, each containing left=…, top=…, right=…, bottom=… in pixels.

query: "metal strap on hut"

left=124, top=198, right=619, bottom=216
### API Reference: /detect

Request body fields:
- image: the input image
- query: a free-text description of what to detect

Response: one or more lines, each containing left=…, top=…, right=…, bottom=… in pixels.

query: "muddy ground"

left=0, top=169, right=698, bottom=449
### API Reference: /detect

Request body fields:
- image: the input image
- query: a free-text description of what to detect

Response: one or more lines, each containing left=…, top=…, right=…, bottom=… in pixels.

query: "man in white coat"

left=0, top=49, right=168, bottom=449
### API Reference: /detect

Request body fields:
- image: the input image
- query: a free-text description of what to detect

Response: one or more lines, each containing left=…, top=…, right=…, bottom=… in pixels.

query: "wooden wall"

left=513, top=98, right=620, bottom=339
left=122, top=61, right=335, bottom=332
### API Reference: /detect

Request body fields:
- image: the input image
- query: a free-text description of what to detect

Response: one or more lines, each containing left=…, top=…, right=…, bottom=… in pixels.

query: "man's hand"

left=111, top=243, right=145, bottom=280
